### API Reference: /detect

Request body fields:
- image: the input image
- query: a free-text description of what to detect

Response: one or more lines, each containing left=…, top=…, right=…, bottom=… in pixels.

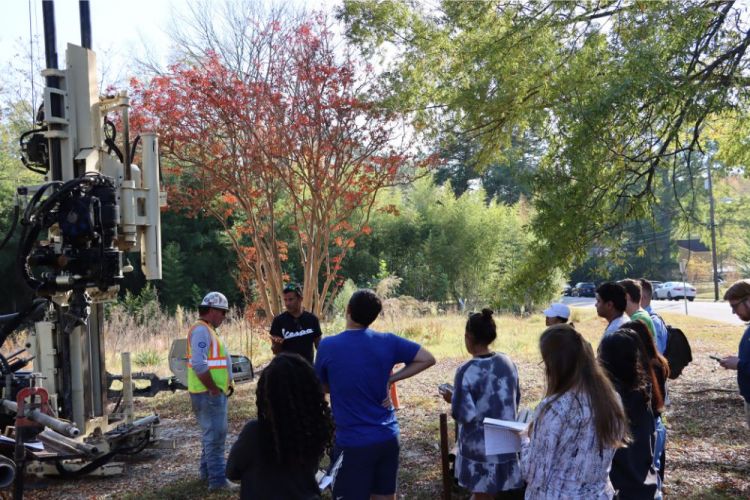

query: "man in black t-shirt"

left=270, top=284, right=322, bottom=364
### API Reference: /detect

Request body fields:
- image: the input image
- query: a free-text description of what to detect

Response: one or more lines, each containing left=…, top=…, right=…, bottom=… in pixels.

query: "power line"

left=28, top=0, right=36, bottom=124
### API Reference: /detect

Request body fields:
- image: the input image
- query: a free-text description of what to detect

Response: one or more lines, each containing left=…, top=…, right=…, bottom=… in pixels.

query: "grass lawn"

left=22, top=308, right=750, bottom=499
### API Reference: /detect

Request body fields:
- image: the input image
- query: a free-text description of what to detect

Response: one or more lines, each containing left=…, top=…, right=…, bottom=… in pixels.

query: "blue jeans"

left=190, top=392, right=228, bottom=488
left=654, top=416, right=667, bottom=487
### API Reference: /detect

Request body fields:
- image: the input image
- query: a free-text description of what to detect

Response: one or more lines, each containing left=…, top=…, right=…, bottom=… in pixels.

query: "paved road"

left=561, top=296, right=746, bottom=326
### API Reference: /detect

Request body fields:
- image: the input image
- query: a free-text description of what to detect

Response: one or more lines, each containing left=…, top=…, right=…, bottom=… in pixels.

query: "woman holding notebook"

left=440, top=309, right=523, bottom=499
left=521, top=324, right=628, bottom=499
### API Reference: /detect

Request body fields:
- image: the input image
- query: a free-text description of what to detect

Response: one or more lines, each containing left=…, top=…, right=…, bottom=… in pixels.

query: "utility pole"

left=706, top=158, right=720, bottom=301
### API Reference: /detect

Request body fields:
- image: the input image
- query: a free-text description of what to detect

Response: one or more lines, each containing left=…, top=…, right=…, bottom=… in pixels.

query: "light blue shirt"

left=644, top=305, right=668, bottom=354
left=604, top=314, right=630, bottom=336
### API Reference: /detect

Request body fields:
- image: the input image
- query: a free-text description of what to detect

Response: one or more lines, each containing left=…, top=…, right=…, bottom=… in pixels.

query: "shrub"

left=121, top=284, right=161, bottom=325
left=332, top=279, right=358, bottom=318
left=382, top=296, right=435, bottom=318
left=375, top=275, right=402, bottom=299
left=134, top=349, right=161, bottom=368
left=400, top=325, right=424, bottom=340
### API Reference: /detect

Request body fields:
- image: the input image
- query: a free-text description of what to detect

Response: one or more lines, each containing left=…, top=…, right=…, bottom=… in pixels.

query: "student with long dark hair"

left=521, top=324, right=628, bottom=499
left=621, top=320, right=669, bottom=485
left=620, top=321, right=669, bottom=415
left=440, top=309, right=523, bottom=499
left=598, top=330, right=659, bottom=499
left=227, top=353, right=334, bottom=499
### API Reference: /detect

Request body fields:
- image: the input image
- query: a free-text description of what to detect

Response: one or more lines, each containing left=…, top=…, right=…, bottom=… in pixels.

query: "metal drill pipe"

left=79, top=1, right=92, bottom=49
left=1, top=400, right=80, bottom=438
left=131, top=414, right=159, bottom=428
left=42, top=0, right=58, bottom=71
left=38, top=428, right=98, bottom=455
left=42, top=0, right=63, bottom=181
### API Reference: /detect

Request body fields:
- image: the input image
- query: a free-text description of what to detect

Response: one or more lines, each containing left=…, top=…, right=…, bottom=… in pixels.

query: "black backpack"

left=664, top=325, right=692, bottom=379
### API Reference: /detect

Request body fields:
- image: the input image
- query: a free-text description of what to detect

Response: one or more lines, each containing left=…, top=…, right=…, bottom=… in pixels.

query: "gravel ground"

left=18, top=335, right=750, bottom=499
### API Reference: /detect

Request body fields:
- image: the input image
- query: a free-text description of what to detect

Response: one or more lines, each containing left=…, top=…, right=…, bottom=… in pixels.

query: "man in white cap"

left=543, top=303, right=571, bottom=326
left=187, top=291, right=237, bottom=491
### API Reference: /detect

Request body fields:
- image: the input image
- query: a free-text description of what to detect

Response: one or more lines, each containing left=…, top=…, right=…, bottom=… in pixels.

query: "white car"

left=654, top=281, right=696, bottom=301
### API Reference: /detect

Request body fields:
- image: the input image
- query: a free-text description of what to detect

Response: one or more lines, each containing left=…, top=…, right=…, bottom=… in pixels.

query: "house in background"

left=676, top=239, right=739, bottom=283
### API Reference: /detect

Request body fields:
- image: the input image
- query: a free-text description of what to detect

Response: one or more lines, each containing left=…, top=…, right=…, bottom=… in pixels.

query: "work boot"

left=208, top=480, right=240, bottom=492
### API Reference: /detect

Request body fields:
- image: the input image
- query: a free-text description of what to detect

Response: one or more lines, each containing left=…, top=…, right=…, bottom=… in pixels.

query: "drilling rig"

left=0, top=1, right=177, bottom=496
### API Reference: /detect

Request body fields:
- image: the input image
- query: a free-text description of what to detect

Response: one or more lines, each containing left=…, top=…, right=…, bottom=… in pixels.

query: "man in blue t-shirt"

left=315, top=289, right=436, bottom=500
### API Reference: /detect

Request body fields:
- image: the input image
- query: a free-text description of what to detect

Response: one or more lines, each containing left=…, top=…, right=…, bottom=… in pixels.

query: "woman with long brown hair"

left=612, top=322, right=668, bottom=494
left=521, top=324, right=628, bottom=499
left=620, top=320, right=669, bottom=416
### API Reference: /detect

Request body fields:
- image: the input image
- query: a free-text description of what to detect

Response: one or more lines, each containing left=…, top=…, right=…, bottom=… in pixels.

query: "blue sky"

left=1, top=0, right=341, bottom=89
left=1, top=0, right=176, bottom=74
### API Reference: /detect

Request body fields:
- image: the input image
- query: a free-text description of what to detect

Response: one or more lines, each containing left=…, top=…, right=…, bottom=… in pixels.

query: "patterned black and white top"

left=521, top=390, right=617, bottom=499
left=451, top=353, right=523, bottom=493
left=452, top=352, right=520, bottom=463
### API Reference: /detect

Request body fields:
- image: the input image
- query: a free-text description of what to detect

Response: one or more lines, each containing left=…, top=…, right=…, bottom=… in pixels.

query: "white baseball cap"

left=200, top=291, right=229, bottom=311
left=543, top=303, right=570, bottom=319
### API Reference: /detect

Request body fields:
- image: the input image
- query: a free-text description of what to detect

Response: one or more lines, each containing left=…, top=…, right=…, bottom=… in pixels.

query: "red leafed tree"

left=131, top=16, right=432, bottom=317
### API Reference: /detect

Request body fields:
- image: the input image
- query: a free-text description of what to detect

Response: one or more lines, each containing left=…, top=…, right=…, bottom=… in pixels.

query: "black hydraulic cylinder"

left=42, top=0, right=63, bottom=182
left=79, top=1, right=92, bottom=49
left=42, top=0, right=58, bottom=71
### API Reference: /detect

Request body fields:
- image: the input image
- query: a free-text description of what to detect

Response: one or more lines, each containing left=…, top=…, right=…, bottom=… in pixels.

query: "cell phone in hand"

left=709, top=355, right=722, bottom=361
left=438, top=383, right=454, bottom=394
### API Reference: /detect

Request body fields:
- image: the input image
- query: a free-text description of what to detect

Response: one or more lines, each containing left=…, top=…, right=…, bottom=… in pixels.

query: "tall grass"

left=51, top=298, right=740, bottom=379
left=103, top=303, right=274, bottom=376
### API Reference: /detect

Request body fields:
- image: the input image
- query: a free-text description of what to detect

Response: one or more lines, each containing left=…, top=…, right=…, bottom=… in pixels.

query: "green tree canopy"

left=0, top=99, right=45, bottom=311
left=340, top=175, right=540, bottom=310
left=339, top=0, right=750, bottom=295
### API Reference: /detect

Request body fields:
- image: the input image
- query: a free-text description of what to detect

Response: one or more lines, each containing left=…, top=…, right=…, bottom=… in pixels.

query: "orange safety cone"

left=390, top=380, right=400, bottom=410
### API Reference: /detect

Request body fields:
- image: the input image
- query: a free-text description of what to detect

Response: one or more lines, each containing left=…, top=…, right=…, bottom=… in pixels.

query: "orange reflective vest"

left=186, top=319, right=230, bottom=393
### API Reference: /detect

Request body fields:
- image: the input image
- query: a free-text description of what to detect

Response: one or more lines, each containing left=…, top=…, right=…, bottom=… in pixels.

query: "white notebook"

left=317, top=450, right=344, bottom=491
left=483, top=417, right=528, bottom=455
